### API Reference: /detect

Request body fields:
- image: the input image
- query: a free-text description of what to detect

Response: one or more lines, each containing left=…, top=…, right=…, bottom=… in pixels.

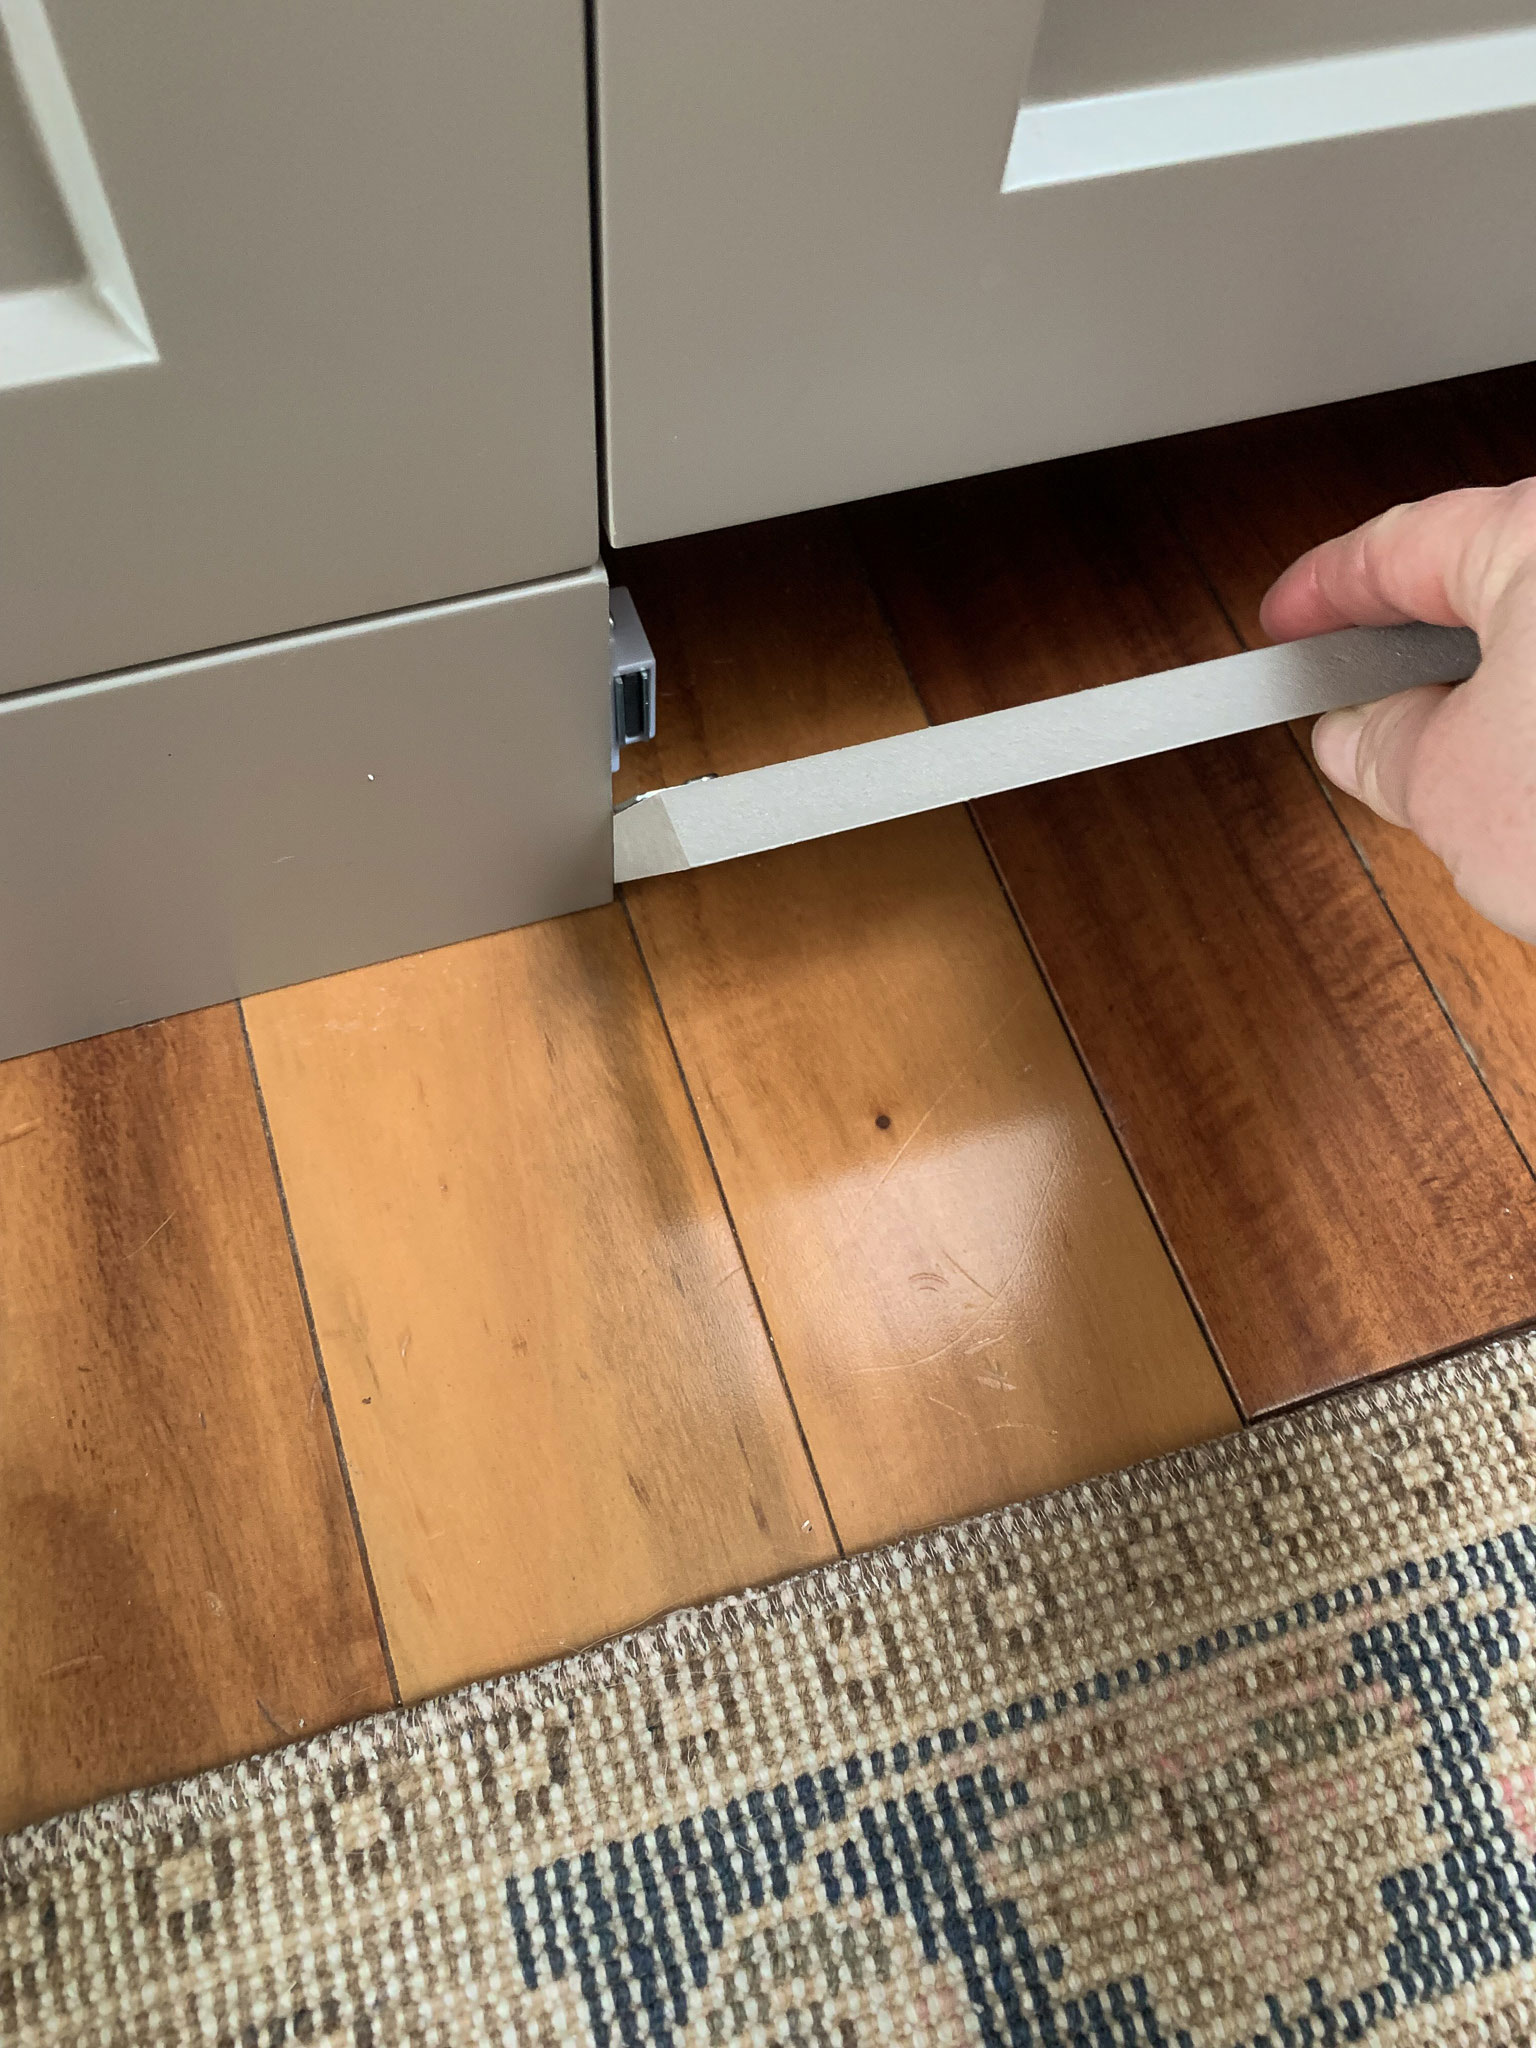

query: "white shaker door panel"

left=0, top=0, right=597, bottom=694
left=597, top=1, right=1536, bottom=544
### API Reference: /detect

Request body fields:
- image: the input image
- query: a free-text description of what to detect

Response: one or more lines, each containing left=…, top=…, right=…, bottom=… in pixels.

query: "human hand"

left=1261, top=481, right=1536, bottom=942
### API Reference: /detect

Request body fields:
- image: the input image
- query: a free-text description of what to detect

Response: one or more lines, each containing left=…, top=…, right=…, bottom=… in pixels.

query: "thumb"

left=1311, top=684, right=1453, bottom=828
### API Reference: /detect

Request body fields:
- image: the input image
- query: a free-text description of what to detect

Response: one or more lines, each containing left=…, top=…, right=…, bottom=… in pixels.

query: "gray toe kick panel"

left=0, top=568, right=611, bottom=1064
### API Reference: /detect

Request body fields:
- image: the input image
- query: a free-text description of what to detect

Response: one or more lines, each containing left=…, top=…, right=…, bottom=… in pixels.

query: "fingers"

left=1311, top=685, right=1452, bottom=828
left=1311, top=606, right=1536, bottom=944
left=1260, top=484, right=1534, bottom=642
left=1267, top=478, right=1536, bottom=946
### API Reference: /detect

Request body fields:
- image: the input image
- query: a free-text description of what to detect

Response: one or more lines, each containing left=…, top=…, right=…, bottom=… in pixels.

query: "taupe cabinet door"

left=597, top=0, right=1536, bottom=544
left=0, top=0, right=597, bottom=694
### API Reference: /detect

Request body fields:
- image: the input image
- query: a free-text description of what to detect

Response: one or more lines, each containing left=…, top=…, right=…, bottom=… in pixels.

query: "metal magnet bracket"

left=609, top=586, right=657, bottom=773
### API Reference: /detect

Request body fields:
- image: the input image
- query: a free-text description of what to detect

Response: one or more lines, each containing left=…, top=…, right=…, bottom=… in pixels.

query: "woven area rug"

left=10, top=1337, right=1536, bottom=2047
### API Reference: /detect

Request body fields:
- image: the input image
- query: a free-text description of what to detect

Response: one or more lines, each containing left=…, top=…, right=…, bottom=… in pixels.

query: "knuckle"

left=1479, top=479, right=1536, bottom=608
left=1500, top=478, right=1536, bottom=556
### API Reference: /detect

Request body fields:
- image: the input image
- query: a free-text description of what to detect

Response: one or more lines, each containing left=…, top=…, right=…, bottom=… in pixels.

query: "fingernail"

left=1313, top=705, right=1369, bottom=795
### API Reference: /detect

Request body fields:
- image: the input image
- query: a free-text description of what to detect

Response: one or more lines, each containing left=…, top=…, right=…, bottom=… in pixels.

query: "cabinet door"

left=597, top=0, right=1536, bottom=544
left=0, top=0, right=596, bottom=694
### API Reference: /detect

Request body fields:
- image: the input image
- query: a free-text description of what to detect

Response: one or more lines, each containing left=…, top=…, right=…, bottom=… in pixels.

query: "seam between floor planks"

left=609, top=510, right=1237, bottom=1553
left=615, top=892, right=845, bottom=1556
left=240, top=903, right=838, bottom=1705
left=953, top=803, right=1242, bottom=1418
left=0, top=1005, right=394, bottom=1834
left=854, top=515, right=1239, bottom=1417
left=849, top=516, right=1241, bottom=1417
left=1145, top=459, right=1536, bottom=1214
left=1283, top=727, right=1536, bottom=1192
left=849, top=443, right=1536, bottom=1411
left=1140, top=366, right=1536, bottom=1194
left=236, top=999, right=403, bottom=1704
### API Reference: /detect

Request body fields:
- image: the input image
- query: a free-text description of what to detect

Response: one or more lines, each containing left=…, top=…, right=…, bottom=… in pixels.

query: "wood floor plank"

left=241, top=908, right=834, bottom=1703
left=852, top=454, right=1536, bottom=1413
left=0, top=1008, right=390, bottom=1835
left=613, top=515, right=1234, bottom=1554
left=1147, top=367, right=1536, bottom=1170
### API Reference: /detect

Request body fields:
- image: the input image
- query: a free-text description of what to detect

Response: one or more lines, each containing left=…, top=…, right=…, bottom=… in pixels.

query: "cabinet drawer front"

left=0, top=570, right=610, bottom=1062
left=597, top=1, right=1536, bottom=543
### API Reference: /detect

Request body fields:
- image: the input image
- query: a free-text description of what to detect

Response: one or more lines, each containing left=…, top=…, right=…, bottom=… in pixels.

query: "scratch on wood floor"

left=255, top=1698, right=291, bottom=1740
left=773, top=993, right=1031, bottom=1287
left=942, top=1247, right=997, bottom=1300
left=0, top=1118, right=42, bottom=1146
left=126, top=1212, right=176, bottom=1262
left=920, top=1393, right=1033, bottom=1433
left=907, top=1145, right=1067, bottom=1371
left=39, top=1653, right=104, bottom=1683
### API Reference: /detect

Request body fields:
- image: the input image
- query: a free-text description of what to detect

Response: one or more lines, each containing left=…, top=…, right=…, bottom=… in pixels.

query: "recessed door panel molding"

left=1006, top=5, right=1536, bottom=190
left=1021, top=0, right=1532, bottom=102
left=1, top=0, right=597, bottom=695
left=0, top=0, right=155, bottom=389
left=597, top=1, right=1536, bottom=545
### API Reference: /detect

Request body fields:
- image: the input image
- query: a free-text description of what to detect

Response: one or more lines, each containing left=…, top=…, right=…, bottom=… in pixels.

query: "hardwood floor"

left=1147, top=369, right=1536, bottom=1176
left=241, top=907, right=834, bottom=1703
left=0, top=1010, right=390, bottom=1835
left=7, top=365, right=1536, bottom=1833
left=612, top=515, right=1232, bottom=1551
left=851, top=445, right=1536, bottom=1410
